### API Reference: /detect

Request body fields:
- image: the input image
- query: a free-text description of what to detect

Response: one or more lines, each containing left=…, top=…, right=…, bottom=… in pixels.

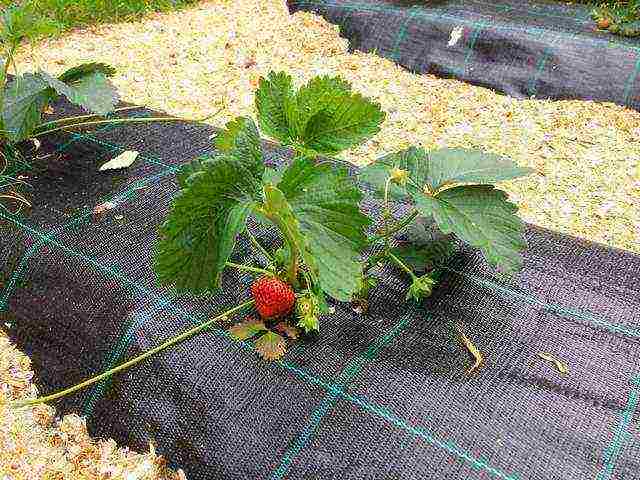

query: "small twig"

left=456, top=324, right=484, bottom=375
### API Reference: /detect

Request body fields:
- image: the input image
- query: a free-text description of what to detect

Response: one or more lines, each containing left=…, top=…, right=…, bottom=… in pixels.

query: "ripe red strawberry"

left=251, top=276, right=295, bottom=319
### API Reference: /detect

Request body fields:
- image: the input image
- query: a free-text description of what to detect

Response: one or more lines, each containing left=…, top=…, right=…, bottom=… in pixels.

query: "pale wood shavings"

left=0, top=330, right=180, bottom=479
left=16, top=0, right=640, bottom=252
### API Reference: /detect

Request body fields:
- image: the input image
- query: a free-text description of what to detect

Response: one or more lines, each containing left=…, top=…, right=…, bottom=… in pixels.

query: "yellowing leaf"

left=99, top=150, right=139, bottom=171
left=229, top=318, right=267, bottom=340
left=254, top=331, right=286, bottom=361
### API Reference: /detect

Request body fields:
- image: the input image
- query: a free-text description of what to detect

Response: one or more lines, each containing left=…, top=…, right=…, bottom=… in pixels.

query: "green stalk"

left=367, top=210, right=419, bottom=245
left=225, top=261, right=271, bottom=276
left=244, top=228, right=275, bottom=265
left=32, top=108, right=222, bottom=138
left=387, top=251, right=417, bottom=280
left=0, top=42, right=19, bottom=113
left=7, top=299, right=255, bottom=409
left=35, top=106, right=141, bottom=130
left=32, top=116, right=198, bottom=138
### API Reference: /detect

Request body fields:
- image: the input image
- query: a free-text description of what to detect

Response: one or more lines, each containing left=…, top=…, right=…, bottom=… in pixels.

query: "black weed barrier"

left=288, top=0, right=640, bottom=111
left=1, top=105, right=640, bottom=480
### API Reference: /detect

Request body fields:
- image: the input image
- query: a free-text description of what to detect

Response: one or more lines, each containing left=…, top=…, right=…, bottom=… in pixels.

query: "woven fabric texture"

left=288, top=0, right=640, bottom=111
left=0, top=105, right=639, bottom=479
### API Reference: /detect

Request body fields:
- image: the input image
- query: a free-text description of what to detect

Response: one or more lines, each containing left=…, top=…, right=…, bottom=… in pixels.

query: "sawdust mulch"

left=2, top=0, right=639, bottom=477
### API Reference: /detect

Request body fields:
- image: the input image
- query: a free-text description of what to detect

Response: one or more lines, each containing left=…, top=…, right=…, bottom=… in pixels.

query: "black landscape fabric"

left=288, top=0, right=640, bottom=111
left=1, top=104, right=640, bottom=480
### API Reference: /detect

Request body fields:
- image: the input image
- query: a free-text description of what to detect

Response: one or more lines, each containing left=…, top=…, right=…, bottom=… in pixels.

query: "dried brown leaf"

left=93, top=201, right=116, bottom=215
left=229, top=317, right=267, bottom=340
left=254, top=331, right=286, bottom=361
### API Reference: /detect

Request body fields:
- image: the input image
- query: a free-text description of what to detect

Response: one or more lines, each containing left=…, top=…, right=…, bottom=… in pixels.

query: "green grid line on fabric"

left=294, top=0, right=640, bottom=54
left=445, top=267, right=640, bottom=339
left=3, top=129, right=636, bottom=478
left=528, top=47, right=552, bottom=97
left=81, top=296, right=176, bottom=416
left=390, top=6, right=418, bottom=63
left=54, top=110, right=154, bottom=153
left=0, top=116, right=166, bottom=311
left=460, top=25, right=484, bottom=78
left=270, top=315, right=411, bottom=479
left=0, top=209, right=521, bottom=480
left=596, top=376, right=640, bottom=480
left=2, top=188, right=634, bottom=480
left=623, top=54, right=640, bottom=105
left=282, top=360, right=523, bottom=480
left=462, top=0, right=592, bottom=23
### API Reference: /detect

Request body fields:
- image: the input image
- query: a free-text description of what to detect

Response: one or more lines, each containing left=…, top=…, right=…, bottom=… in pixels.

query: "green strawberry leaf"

left=2, top=73, right=53, bottom=142
left=360, top=146, right=533, bottom=195
left=176, top=157, right=208, bottom=188
left=58, top=63, right=116, bottom=83
left=274, top=155, right=371, bottom=301
left=254, top=331, right=286, bottom=361
left=360, top=146, right=531, bottom=274
left=38, top=70, right=119, bottom=115
left=255, top=71, right=294, bottom=144
left=255, top=72, right=384, bottom=154
left=301, top=91, right=385, bottom=154
left=156, top=118, right=266, bottom=292
left=229, top=318, right=268, bottom=340
left=154, top=157, right=262, bottom=293
left=213, top=116, right=263, bottom=174
left=287, top=75, right=352, bottom=140
left=412, top=185, right=526, bottom=274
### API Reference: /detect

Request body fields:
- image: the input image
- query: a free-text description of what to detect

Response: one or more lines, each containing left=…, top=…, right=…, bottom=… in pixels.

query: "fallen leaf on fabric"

left=229, top=317, right=267, bottom=340
left=456, top=324, right=484, bottom=374
left=448, top=26, right=464, bottom=47
left=537, top=352, right=568, bottom=375
left=99, top=150, right=139, bottom=171
left=93, top=201, right=116, bottom=215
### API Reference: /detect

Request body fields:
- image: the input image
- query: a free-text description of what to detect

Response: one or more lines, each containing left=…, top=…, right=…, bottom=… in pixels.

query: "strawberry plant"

left=152, top=71, right=533, bottom=361
left=7, top=71, right=534, bottom=409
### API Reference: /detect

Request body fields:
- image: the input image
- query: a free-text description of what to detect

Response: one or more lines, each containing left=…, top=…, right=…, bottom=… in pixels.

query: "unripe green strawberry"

left=251, top=276, right=295, bottom=319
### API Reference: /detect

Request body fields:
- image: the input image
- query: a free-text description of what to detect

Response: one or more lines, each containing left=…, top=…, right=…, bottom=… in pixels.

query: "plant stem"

left=382, top=177, right=393, bottom=252
left=387, top=251, right=417, bottom=279
left=32, top=108, right=222, bottom=138
left=225, top=261, right=272, bottom=276
left=367, top=210, right=419, bottom=245
left=7, top=299, right=255, bottom=409
left=35, top=106, right=141, bottom=130
left=244, top=229, right=274, bottom=265
left=32, top=116, right=197, bottom=138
